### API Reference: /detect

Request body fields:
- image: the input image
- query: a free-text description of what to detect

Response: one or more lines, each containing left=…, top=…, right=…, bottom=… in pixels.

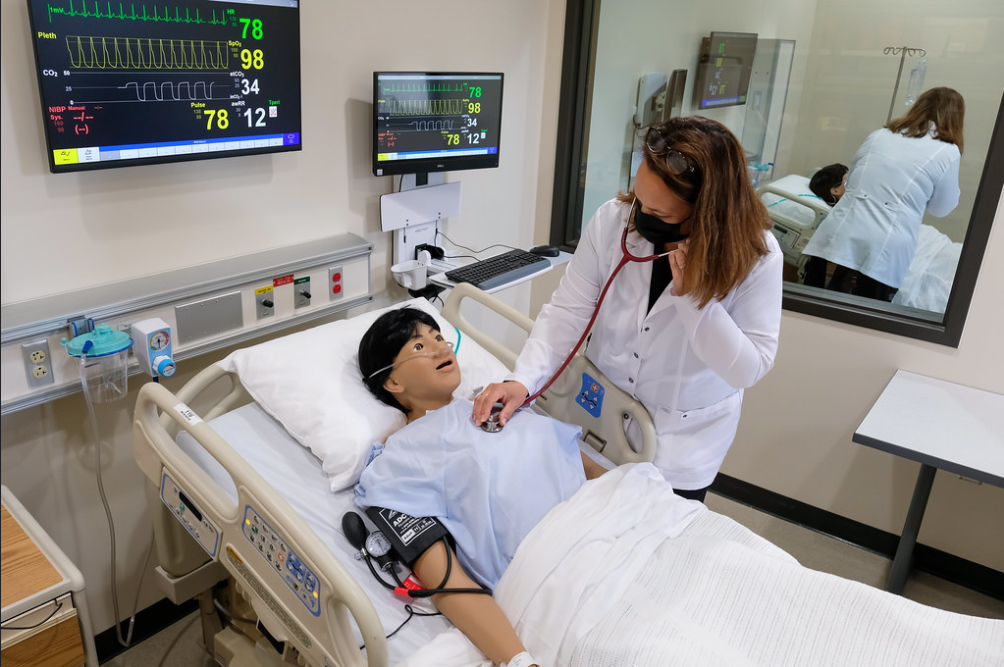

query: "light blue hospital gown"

left=354, top=398, right=586, bottom=588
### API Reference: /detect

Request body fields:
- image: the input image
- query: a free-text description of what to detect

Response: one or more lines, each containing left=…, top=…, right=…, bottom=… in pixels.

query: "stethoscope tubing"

left=522, top=208, right=669, bottom=407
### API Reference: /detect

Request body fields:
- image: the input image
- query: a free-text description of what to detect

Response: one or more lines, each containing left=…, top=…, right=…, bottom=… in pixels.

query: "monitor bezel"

left=372, top=71, right=504, bottom=177
left=693, top=31, right=758, bottom=111
left=25, top=0, right=303, bottom=174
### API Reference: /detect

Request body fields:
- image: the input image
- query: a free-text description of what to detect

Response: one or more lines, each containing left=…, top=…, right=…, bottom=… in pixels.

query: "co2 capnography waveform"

left=409, top=119, right=455, bottom=131
left=122, top=80, right=218, bottom=101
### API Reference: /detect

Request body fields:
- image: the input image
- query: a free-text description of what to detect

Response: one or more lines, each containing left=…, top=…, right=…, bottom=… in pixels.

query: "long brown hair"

left=618, top=116, right=770, bottom=308
left=887, top=86, right=965, bottom=153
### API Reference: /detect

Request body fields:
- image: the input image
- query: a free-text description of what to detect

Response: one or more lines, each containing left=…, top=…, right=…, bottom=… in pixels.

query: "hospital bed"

left=131, top=283, right=656, bottom=667
left=757, top=174, right=832, bottom=272
left=133, top=284, right=1002, bottom=667
left=758, top=176, right=961, bottom=311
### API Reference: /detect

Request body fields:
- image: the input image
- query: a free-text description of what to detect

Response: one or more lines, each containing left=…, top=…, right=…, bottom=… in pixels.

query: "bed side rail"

left=133, top=381, right=387, bottom=667
left=442, top=283, right=656, bottom=465
left=757, top=181, right=832, bottom=226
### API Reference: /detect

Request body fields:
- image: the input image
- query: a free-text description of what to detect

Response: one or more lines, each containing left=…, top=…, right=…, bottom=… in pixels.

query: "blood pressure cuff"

left=364, top=506, right=452, bottom=567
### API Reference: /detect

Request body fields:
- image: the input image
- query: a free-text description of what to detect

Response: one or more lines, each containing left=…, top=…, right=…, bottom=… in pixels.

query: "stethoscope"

left=481, top=200, right=671, bottom=432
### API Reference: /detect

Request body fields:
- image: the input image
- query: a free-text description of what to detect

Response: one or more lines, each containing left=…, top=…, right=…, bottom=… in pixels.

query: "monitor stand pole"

left=392, top=173, right=447, bottom=266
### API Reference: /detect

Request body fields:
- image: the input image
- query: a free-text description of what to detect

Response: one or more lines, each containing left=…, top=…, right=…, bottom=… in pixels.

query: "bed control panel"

left=242, top=506, right=321, bottom=616
left=161, top=472, right=221, bottom=558
left=577, top=372, right=605, bottom=418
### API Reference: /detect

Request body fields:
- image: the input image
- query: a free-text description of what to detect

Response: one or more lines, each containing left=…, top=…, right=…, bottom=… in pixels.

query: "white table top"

left=853, top=370, right=1004, bottom=487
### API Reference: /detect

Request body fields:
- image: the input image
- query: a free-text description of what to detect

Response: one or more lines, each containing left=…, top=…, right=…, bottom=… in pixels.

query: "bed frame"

left=758, top=180, right=833, bottom=271
left=132, top=283, right=656, bottom=667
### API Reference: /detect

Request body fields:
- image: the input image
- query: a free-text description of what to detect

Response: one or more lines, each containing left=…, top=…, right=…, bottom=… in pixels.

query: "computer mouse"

left=529, top=245, right=561, bottom=257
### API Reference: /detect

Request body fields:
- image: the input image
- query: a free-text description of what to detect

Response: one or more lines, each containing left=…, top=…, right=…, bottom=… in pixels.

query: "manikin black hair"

left=809, top=163, right=849, bottom=206
left=358, top=307, right=441, bottom=414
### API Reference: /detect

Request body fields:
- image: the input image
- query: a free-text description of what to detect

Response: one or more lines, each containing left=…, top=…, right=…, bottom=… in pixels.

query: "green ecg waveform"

left=381, top=83, right=467, bottom=94
left=388, top=99, right=464, bottom=116
left=48, top=1, right=230, bottom=25
left=66, top=35, right=229, bottom=69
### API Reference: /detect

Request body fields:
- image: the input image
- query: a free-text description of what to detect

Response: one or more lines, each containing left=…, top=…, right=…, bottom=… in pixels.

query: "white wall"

left=0, top=0, right=567, bottom=633
left=580, top=0, right=819, bottom=231
left=724, top=191, right=1004, bottom=570
left=787, top=0, right=1004, bottom=243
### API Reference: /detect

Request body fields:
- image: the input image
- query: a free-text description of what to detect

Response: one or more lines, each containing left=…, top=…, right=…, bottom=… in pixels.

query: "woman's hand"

left=472, top=381, right=528, bottom=428
left=669, top=239, right=689, bottom=295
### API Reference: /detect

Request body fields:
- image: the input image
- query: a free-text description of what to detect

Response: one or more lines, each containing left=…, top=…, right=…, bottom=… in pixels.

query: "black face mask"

left=633, top=201, right=689, bottom=245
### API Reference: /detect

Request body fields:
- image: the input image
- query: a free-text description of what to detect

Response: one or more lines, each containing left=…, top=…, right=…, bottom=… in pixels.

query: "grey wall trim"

left=0, top=294, right=373, bottom=416
left=2, top=233, right=372, bottom=344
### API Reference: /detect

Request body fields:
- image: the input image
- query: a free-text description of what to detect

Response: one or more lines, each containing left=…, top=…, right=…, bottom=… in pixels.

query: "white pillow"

left=217, top=298, right=509, bottom=491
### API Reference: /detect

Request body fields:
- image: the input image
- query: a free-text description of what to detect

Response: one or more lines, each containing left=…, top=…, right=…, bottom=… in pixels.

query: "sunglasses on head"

left=645, top=126, right=696, bottom=176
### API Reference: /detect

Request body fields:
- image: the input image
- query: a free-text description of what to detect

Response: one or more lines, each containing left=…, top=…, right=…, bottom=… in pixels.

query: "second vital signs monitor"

left=373, top=72, right=503, bottom=177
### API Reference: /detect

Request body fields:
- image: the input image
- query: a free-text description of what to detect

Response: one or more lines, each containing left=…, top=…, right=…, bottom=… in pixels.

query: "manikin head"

left=809, top=163, right=849, bottom=206
left=358, top=308, right=460, bottom=421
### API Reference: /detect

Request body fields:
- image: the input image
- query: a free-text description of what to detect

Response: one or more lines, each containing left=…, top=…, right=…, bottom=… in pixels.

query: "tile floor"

left=105, top=493, right=1004, bottom=665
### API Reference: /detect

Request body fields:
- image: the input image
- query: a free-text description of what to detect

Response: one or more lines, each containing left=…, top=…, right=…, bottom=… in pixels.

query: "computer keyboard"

left=444, top=249, right=551, bottom=290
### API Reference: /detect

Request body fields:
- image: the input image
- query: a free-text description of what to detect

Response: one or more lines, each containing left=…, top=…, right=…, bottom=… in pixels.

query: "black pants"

left=803, top=257, right=897, bottom=302
left=827, top=265, right=898, bottom=302
left=673, top=485, right=709, bottom=503
left=802, top=256, right=829, bottom=288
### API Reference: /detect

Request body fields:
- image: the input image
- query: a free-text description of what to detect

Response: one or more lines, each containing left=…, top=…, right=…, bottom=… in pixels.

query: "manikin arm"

left=412, top=542, right=538, bottom=666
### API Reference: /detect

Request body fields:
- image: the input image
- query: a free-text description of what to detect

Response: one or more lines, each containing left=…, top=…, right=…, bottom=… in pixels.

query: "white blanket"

left=399, top=464, right=1004, bottom=667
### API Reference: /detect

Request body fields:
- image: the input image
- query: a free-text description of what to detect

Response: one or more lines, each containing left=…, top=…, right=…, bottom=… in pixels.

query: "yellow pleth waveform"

left=386, top=99, right=464, bottom=116
left=65, top=35, right=229, bottom=70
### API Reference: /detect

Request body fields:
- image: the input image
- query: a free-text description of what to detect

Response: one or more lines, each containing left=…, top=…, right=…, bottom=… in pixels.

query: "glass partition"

left=551, top=0, right=1004, bottom=346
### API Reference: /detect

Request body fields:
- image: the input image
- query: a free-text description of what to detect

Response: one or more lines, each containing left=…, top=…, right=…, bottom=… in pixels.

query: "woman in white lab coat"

left=473, top=116, right=783, bottom=502
left=801, top=87, right=964, bottom=301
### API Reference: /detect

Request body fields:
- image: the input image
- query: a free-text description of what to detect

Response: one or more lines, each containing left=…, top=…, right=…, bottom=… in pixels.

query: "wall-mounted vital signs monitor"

left=26, top=0, right=302, bottom=173
left=693, top=32, right=758, bottom=110
left=373, top=72, right=503, bottom=177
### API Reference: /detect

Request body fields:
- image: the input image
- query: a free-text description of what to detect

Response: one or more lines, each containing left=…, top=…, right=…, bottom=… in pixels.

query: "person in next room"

left=801, top=87, right=964, bottom=301
left=802, top=163, right=849, bottom=289
left=354, top=307, right=607, bottom=667
left=474, top=115, right=783, bottom=503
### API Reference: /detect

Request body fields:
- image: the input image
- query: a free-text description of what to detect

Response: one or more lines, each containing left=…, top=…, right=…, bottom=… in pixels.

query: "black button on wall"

left=633, top=352, right=639, bottom=358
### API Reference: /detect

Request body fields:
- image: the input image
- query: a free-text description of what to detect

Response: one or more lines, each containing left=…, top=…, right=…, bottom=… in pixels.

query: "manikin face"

left=831, top=173, right=848, bottom=202
left=382, top=323, right=461, bottom=408
left=633, top=159, right=694, bottom=228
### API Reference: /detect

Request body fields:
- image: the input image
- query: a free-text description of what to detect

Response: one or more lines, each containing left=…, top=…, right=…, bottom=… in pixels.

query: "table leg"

left=887, top=463, right=937, bottom=594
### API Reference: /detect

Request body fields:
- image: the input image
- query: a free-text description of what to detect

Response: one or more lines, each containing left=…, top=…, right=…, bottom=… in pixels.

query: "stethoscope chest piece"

left=480, top=402, right=505, bottom=433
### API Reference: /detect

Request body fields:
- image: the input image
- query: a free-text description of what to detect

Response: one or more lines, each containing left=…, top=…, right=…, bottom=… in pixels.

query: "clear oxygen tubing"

left=522, top=207, right=670, bottom=407
left=79, top=351, right=156, bottom=648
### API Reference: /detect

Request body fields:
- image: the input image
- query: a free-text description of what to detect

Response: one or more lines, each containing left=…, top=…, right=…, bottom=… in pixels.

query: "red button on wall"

left=332, top=285, right=342, bottom=294
left=332, top=273, right=341, bottom=282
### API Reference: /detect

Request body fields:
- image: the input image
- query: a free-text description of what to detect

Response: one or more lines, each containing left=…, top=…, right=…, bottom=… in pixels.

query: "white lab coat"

left=802, top=127, right=961, bottom=288
left=508, top=199, right=783, bottom=490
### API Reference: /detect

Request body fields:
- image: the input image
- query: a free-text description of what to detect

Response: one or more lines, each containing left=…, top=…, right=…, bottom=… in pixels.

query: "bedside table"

left=1, top=485, right=98, bottom=667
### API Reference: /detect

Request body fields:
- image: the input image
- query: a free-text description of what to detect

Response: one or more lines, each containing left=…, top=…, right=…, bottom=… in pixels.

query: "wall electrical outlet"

left=22, top=339, right=54, bottom=388
left=328, top=265, right=344, bottom=301
left=294, top=276, right=311, bottom=308
left=255, top=285, right=275, bottom=320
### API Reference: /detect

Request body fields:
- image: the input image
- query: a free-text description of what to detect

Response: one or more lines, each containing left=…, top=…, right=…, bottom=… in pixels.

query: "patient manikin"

left=355, top=307, right=607, bottom=667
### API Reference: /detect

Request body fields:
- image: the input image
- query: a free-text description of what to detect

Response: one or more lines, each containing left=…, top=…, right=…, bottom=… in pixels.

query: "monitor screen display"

left=373, top=72, right=503, bottom=177
left=26, top=0, right=302, bottom=173
left=693, top=32, right=758, bottom=110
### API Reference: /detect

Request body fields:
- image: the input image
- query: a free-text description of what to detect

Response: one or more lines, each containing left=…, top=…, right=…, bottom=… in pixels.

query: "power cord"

left=358, top=604, right=443, bottom=651
left=436, top=230, right=518, bottom=257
